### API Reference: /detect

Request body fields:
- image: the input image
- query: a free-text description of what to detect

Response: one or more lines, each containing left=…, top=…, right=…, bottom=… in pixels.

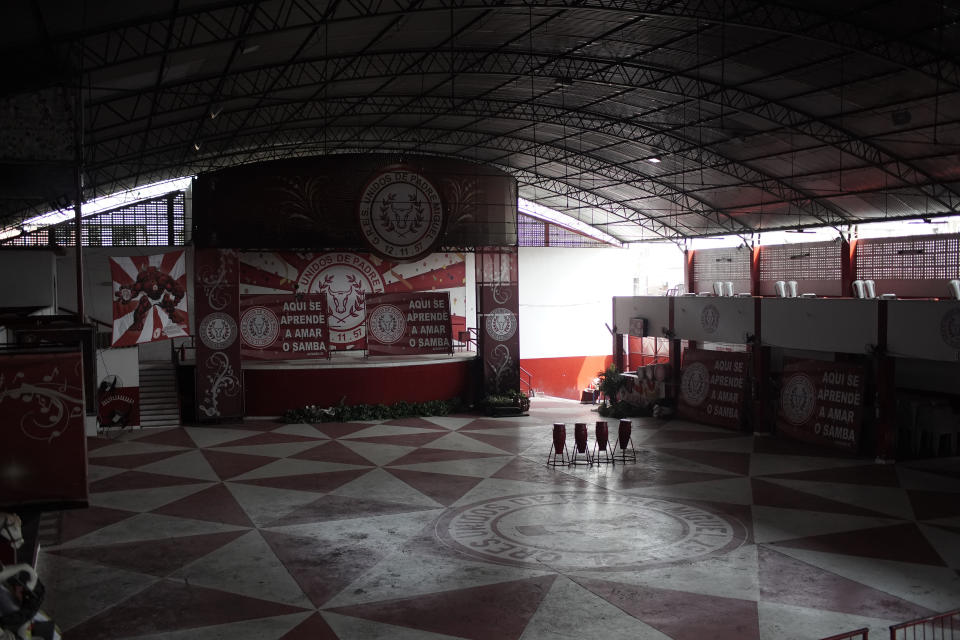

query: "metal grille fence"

left=2, top=192, right=186, bottom=247
left=890, top=609, right=960, bottom=640
left=856, top=234, right=960, bottom=281
left=518, top=213, right=610, bottom=247
left=759, top=240, right=843, bottom=281
left=691, top=246, right=752, bottom=294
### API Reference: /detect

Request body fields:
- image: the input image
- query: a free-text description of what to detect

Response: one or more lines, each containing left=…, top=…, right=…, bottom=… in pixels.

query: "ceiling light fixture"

left=193, top=141, right=202, bottom=151
left=647, top=157, right=661, bottom=164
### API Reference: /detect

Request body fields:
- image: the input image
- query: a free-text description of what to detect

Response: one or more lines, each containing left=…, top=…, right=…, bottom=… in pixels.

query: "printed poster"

left=110, top=250, right=189, bottom=347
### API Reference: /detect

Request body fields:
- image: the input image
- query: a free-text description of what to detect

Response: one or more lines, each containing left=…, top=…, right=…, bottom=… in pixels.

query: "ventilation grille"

left=759, top=240, right=843, bottom=281
left=3, top=192, right=186, bottom=247
left=856, top=234, right=960, bottom=280
left=518, top=213, right=609, bottom=247
left=691, top=247, right=751, bottom=292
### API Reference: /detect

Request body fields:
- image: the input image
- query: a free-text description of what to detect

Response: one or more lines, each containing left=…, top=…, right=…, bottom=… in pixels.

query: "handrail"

left=890, top=608, right=959, bottom=639
left=518, top=364, right=534, bottom=397
left=819, top=628, right=868, bottom=640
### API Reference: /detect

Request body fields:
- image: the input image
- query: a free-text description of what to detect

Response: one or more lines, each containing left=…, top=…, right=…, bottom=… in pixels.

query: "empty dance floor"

left=38, top=397, right=960, bottom=639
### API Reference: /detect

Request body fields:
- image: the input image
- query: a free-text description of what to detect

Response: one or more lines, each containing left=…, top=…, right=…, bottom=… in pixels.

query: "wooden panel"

left=887, top=300, right=960, bottom=362
left=613, top=296, right=672, bottom=338
left=675, top=296, right=755, bottom=344
left=761, top=298, right=878, bottom=354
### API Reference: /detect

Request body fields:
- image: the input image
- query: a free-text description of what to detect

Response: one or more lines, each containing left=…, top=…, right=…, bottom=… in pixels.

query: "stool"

left=615, top=419, right=638, bottom=463
left=570, top=422, right=593, bottom=466
left=547, top=423, right=570, bottom=467
left=592, top=420, right=614, bottom=464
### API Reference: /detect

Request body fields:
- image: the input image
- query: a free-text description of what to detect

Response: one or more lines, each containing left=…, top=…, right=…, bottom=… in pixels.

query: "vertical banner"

left=777, top=359, right=865, bottom=451
left=240, top=294, right=329, bottom=360
left=0, top=350, right=88, bottom=508
left=110, top=250, right=189, bottom=346
left=477, top=248, right=520, bottom=395
left=678, top=349, right=748, bottom=429
left=366, top=291, right=452, bottom=355
left=195, top=249, right=243, bottom=419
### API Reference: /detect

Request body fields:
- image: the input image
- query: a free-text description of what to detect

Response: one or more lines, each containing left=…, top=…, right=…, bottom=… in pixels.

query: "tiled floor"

left=37, top=397, right=960, bottom=640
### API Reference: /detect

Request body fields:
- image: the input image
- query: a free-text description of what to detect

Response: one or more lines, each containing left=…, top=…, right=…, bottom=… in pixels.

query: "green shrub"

left=282, top=397, right=462, bottom=423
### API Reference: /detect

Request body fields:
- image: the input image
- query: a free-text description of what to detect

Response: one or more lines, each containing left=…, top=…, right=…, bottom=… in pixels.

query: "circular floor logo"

left=680, top=361, right=710, bottom=407
left=436, top=493, right=744, bottom=571
left=358, top=168, right=444, bottom=261
left=485, top=307, right=517, bottom=342
left=780, top=373, right=817, bottom=426
left=199, top=312, right=237, bottom=350
left=368, top=304, right=406, bottom=344
left=297, top=253, right=386, bottom=345
left=240, top=306, right=280, bottom=348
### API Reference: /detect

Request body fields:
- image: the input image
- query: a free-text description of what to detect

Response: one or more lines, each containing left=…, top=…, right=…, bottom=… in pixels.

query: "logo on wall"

left=297, top=253, right=386, bottom=346
left=700, top=304, right=720, bottom=334
left=199, top=312, right=238, bottom=350
left=940, top=308, right=960, bottom=349
left=680, top=361, right=710, bottom=407
left=367, top=305, right=407, bottom=344
left=240, top=306, right=280, bottom=349
left=780, top=373, right=817, bottom=426
left=358, top=168, right=444, bottom=261
left=485, top=307, right=518, bottom=342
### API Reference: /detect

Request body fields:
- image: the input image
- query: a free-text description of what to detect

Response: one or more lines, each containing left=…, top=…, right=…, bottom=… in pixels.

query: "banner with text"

left=678, top=349, right=748, bottom=429
left=365, top=291, right=452, bottom=355
left=777, top=359, right=865, bottom=452
left=240, top=294, right=329, bottom=360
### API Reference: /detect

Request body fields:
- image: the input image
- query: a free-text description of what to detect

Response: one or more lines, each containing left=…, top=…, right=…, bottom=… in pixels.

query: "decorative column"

left=476, top=247, right=520, bottom=396
left=194, top=249, right=244, bottom=420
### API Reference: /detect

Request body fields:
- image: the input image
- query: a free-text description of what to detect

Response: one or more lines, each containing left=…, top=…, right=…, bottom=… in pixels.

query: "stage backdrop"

left=366, top=291, right=452, bottom=356
left=193, top=155, right=517, bottom=262
left=110, top=250, right=189, bottom=346
left=239, top=251, right=466, bottom=351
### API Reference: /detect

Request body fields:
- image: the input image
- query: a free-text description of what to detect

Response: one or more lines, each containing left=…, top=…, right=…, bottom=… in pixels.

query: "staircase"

left=138, top=363, right=181, bottom=428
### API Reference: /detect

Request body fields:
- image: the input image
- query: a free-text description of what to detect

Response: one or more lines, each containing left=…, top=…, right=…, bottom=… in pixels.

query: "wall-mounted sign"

left=366, top=291, right=452, bottom=356
left=358, top=168, right=444, bottom=261
left=677, top=349, right=748, bottom=429
left=240, top=294, right=329, bottom=360
left=777, top=359, right=865, bottom=452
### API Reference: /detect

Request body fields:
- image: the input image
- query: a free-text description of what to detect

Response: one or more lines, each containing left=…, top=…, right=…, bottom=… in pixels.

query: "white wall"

left=518, top=244, right=684, bottom=359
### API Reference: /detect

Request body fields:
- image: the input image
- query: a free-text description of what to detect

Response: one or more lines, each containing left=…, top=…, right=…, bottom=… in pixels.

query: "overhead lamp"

left=193, top=141, right=202, bottom=151
left=209, top=105, right=222, bottom=120
left=646, top=157, right=661, bottom=164
left=554, top=77, right=574, bottom=88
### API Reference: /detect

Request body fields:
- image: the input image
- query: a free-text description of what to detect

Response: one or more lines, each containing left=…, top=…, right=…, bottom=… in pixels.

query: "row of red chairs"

left=547, top=419, right=638, bottom=467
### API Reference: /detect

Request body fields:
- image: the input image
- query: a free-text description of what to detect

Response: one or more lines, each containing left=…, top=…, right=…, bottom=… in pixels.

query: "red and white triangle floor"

left=39, top=398, right=960, bottom=639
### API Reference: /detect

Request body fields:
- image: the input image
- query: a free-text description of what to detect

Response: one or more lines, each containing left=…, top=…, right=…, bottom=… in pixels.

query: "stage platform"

left=240, top=351, right=478, bottom=417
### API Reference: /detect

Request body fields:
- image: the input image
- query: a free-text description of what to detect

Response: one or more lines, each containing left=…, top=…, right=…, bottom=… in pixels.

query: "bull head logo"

left=379, top=189, right=424, bottom=236
left=320, top=273, right=365, bottom=321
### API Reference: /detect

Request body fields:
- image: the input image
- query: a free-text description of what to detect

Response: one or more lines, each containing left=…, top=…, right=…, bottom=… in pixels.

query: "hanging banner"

left=110, top=250, right=189, bottom=346
left=0, top=350, right=88, bottom=509
left=195, top=249, right=243, bottom=420
left=777, top=359, right=865, bottom=452
left=238, top=251, right=467, bottom=351
left=677, top=349, right=748, bottom=429
left=366, top=291, right=452, bottom=356
left=240, top=294, right=329, bottom=360
left=477, top=248, right=520, bottom=396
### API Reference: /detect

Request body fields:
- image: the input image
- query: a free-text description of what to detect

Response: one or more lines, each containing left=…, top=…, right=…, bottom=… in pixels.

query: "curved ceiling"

left=2, top=0, right=960, bottom=242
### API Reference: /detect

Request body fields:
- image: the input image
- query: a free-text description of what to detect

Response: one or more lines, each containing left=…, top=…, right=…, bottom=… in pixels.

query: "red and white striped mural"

left=109, top=250, right=189, bottom=347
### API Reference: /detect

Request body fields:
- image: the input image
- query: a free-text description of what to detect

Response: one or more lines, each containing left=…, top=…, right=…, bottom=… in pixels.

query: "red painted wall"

left=244, top=359, right=474, bottom=416
left=520, top=355, right=613, bottom=401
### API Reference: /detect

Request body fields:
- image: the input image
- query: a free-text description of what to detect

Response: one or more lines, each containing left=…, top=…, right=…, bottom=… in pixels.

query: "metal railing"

left=519, top=364, right=535, bottom=398
left=820, top=628, right=869, bottom=640
left=891, top=609, right=960, bottom=640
